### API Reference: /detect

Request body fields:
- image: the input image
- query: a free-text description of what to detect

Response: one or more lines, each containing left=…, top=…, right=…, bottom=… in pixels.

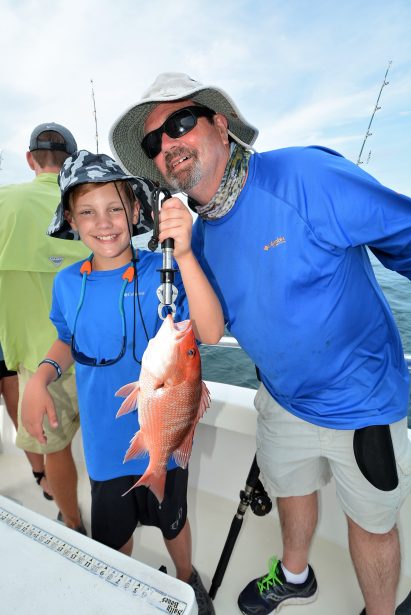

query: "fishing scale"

left=148, top=187, right=178, bottom=320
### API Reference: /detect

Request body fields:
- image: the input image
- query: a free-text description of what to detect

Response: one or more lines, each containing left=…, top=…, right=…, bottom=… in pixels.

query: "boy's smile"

left=67, top=182, right=139, bottom=270
left=95, top=234, right=119, bottom=241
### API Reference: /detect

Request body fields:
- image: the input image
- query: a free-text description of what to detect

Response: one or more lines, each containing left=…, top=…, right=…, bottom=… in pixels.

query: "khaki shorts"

left=255, top=383, right=411, bottom=533
left=16, top=365, right=80, bottom=454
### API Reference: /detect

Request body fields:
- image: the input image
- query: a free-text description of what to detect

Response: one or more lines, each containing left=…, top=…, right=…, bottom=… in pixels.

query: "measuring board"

left=0, top=495, right=197, bottom=615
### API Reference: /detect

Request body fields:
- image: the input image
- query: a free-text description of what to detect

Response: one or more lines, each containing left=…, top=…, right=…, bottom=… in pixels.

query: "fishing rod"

left=148, top=187, right=178, bottom=319
left=209, top=454, right=272, bottom=600
left=357, top=60, right=392, bottom=166
left=90, top=78, right=99, bottom=154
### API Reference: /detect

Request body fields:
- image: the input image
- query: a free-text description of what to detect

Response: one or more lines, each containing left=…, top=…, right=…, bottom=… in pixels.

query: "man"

left=109, top=73, right=411, bottom=615
left=0, top=123, right=89, bottom=532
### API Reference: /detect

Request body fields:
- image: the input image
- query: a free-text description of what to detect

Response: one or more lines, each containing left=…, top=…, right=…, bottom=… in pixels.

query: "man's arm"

left=158, top=197, right=224, bottom=344
left=299, top=147, right=411, bottom=280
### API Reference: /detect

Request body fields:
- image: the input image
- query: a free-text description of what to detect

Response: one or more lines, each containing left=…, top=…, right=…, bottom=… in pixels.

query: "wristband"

left=38, top=358, right=62, bottom=381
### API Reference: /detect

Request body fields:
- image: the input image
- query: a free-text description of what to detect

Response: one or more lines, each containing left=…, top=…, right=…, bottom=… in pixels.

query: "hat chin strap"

left=227, top=129, right=257, bottom=153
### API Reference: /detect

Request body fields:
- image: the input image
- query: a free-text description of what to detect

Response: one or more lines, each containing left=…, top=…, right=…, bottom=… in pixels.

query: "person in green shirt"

left=0, top=342, right=19, bottom=466
left=0, top=123, right=89, bottom=532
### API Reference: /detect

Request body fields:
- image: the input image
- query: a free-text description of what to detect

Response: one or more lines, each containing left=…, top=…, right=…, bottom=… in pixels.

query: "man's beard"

left=164, top=147, right=202, bottom=193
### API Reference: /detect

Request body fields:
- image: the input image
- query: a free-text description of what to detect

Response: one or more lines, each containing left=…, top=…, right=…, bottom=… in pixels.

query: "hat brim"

left=109, top=85, right=258, bottom=191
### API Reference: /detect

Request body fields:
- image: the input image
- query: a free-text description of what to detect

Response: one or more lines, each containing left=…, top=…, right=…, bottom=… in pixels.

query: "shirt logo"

left=264, top=236, right=286, bottom=251
left=124, top=291, right=145, bottom=298
left=49, top=256, right=64, bottom=267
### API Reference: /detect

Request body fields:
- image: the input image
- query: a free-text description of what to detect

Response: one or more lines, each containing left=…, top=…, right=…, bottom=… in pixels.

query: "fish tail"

left=121, top=478, right=142, bottom=497
left=122, top=469, right=167, bottom=504
left=116, top=383, right=140, bottom=417
left=136, top=470, right=167, bottom=504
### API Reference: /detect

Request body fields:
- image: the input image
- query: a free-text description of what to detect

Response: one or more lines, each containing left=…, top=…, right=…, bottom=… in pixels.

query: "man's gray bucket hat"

left=47, top=150, right=155, bottom=240
left=109, top=72, right=259, bottom=189
left=29, top=122, right=77, bottom=155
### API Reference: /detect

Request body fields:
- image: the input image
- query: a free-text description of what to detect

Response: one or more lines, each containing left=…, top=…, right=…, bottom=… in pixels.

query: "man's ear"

left=26, top=151, right=35, bottom=170
left=132, top=200, right=140, bottom=225
left=214, top=113, right=230, bottom=146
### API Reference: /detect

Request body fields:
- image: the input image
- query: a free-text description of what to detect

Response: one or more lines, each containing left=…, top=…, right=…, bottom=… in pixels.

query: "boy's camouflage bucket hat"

left=47, top=149, right=156, bottom=240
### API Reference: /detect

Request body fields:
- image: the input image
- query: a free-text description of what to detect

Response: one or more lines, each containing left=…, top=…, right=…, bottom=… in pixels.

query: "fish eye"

left=187, top=348, right=196, bottom=357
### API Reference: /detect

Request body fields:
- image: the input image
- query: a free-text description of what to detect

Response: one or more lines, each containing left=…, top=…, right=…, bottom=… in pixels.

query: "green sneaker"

left=238, top=557, right=318, bottom=614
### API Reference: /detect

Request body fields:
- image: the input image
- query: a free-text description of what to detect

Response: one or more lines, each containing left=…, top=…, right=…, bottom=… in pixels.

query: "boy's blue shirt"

left=192, top=146, right=411, bottom=429
left=50, top=249, right=189, bottom=480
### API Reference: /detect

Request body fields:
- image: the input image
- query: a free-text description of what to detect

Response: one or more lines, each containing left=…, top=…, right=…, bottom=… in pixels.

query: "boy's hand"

left=21, top=375, right=59, bottom=444
left=158, top=198, right=193, bottom=260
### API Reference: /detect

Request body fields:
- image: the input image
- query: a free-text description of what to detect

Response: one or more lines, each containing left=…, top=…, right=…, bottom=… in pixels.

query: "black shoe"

left=396, top=590, right=411, bottom=614
left=187, top=567, right=215, bottom=615
left=57, top=510, right=87, bottom=536
left=33, top=470, right=54, bottom=501
left=238, top=557, right=318, bottom=615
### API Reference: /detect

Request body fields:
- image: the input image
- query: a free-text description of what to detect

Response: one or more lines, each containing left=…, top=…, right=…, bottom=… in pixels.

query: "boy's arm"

left=158, top=198, right=224, bottom=344
left=21, top=339, right=74, bottom=444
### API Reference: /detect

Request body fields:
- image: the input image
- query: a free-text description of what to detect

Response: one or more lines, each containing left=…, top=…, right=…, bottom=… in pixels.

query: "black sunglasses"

left=141, top=106, right=215, bottom=159
left=70, top=260, right=128, bottom=367
left=71, top=336, right=126, bottom=366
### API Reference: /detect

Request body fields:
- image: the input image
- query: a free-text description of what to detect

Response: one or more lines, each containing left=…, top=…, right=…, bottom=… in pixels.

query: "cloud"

left=0, top=0, right=410, bottom=194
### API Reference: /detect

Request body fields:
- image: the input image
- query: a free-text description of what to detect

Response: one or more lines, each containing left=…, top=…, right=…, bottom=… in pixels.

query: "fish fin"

left=122, top=469, right=167, bottom=504
left=115, top=382, right=139, bottom=398
left=123, top=431, right=148, bottom=462
left=173, top=446, right=191, bottom=469
left=116, top=383, right=140, bottom=417
left=173, top=382, right=210, bottom=468
left=173, top=424, right=197, bottom=469
left=173, top=382, right=211, bottom=468
left=198, top=381, right=211, bottom=418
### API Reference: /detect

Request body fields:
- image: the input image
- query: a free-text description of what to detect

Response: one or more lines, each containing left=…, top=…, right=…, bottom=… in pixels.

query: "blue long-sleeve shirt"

left=192, top=146, right=410, bottom=429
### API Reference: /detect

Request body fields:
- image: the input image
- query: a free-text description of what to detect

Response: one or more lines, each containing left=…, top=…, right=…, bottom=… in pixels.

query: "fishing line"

left=114, top=182, right=150, bottom=365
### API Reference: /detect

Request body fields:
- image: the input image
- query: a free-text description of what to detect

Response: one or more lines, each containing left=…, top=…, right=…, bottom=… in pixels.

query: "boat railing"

left=206, top=336, right=239, bottom=349
left=208, top=338, right=411, bottom=371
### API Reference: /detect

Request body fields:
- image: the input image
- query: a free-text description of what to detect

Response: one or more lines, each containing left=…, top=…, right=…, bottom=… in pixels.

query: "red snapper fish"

left=115, top=314, right=210, bottom=503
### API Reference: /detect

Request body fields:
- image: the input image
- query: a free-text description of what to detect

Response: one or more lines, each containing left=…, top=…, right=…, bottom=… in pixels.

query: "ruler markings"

left=0, top=506, right=187, bottom=614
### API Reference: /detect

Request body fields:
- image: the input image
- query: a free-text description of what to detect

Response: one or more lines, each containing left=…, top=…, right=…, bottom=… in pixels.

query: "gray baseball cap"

left=29, top=122, right=77, bottom=155
left=47, top=150, right=155, bottom=240
left=109, top=72, right=258, bottom=188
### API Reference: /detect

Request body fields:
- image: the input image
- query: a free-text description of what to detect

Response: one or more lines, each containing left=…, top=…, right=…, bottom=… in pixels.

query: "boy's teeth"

left=97, top=235, right=116, bottom=240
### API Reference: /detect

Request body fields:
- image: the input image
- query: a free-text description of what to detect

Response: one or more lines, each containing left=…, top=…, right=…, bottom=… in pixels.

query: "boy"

left=21, top=150, right=223, bottom=615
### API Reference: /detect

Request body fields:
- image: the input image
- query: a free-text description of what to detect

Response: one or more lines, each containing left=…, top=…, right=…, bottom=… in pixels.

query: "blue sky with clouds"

left=0, top=0, right=410, bottom=194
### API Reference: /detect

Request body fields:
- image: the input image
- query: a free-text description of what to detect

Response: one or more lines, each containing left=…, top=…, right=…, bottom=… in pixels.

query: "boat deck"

left=1, top=444, right=411, bottom=615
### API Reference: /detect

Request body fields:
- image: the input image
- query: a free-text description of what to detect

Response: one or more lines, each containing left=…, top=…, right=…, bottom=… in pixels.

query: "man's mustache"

left=165, top=147, right=197, bottom=174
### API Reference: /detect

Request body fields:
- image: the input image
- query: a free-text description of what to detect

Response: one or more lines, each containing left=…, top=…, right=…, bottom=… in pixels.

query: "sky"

left=0, top=0, right=410, bottom=195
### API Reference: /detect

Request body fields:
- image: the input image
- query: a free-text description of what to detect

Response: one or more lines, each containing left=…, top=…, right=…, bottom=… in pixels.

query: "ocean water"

left=200, top=251, right=411, bottom=426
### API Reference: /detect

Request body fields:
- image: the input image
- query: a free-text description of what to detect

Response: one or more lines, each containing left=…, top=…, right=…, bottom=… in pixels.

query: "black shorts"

left=0, top=360, right=17, bottom=379
left=90, top=467, right=188, bottom=550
